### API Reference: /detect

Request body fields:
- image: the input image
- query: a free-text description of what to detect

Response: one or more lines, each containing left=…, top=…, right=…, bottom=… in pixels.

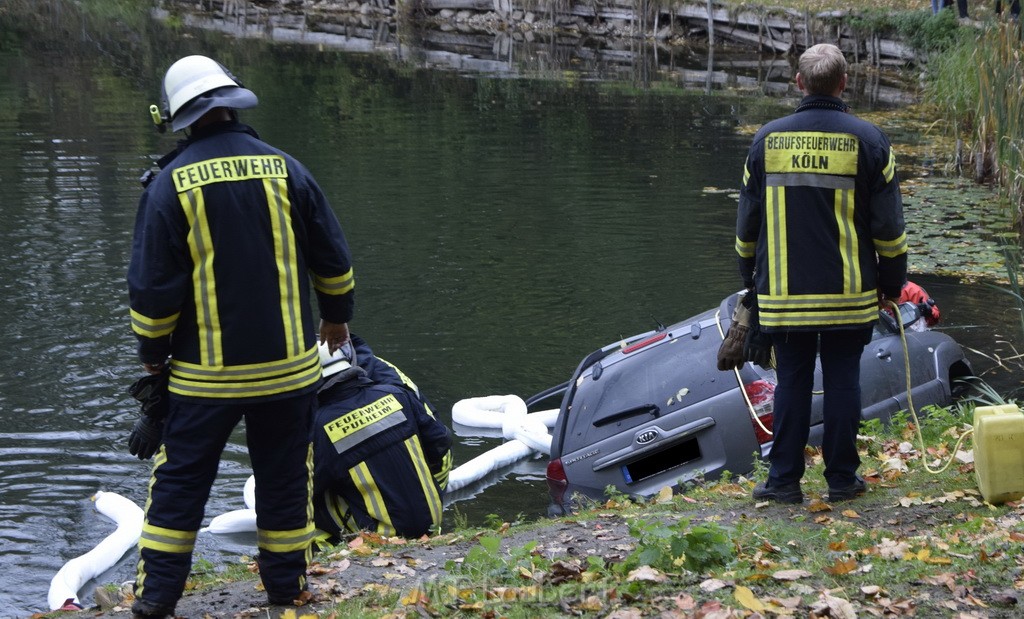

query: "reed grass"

left=927, top=21, right=1024, bottom=348
left=930, top=22, right=1024, bottom=217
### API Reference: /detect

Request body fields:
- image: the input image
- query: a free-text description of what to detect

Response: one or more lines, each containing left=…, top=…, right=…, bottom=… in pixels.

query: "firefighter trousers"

left=134, top=393, right=316, bottom=612
left=768, top=329, right=871, bottom=489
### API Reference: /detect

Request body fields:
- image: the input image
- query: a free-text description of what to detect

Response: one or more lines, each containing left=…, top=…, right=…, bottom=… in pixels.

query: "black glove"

left=128, top=369, right=170, bottom=421
left=744, top=326, right=774, bottom=369
left=733, top=288, right=772, bottom=369
left=128, top=415, right=164, bottom=460
left=127, top=368, right=170, bottom=459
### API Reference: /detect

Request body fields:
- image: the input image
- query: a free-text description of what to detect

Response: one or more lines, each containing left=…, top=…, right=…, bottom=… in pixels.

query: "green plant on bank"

left=482, top=512, right=506, bottom=530
left=447, top=505, right=470, bottom=530
left=619, top=517, right=735, bottom=574
left=445, top=535, right=549, bottom=580
left=964, top=375, right=1013, bottom=405
left=846, top=7, right=961, bottom=54
left=973, top=24, right=1024, bottom=211
left=749, top=449, right=770, bottom=480
left=185, top=556, right=252, bottom=590
left=603, top=483, right=634, bottom=505
left=928, top=21, right=1024, bottom=344
left=989, top=239, right=1024, bottom=336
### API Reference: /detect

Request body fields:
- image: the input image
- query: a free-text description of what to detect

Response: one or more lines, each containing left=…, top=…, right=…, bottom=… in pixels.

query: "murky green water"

left=0, top=2, right=1020, bottom=615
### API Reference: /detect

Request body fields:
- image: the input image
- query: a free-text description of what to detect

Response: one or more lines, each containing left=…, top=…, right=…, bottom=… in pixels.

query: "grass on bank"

left=313, top=396, right=1024, bottom=618
left=81, top=390, right=1024, bottom=618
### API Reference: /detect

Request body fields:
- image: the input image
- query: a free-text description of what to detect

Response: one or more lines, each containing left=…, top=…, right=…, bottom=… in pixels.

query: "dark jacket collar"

left=150, top=121, right=261, bottom=177
left=185, top=120, right=260, bottom=144
left=794, top=94, right=850, bottom=114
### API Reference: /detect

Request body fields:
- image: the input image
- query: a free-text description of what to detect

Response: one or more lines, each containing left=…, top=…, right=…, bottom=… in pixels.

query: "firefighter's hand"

left=319, top=320, right=350, bottom=354
left=878, top=289, right=901, bottom=311
left=717, top=323, right=749, bottom=371
left=128, top=416, right=164, bottom=460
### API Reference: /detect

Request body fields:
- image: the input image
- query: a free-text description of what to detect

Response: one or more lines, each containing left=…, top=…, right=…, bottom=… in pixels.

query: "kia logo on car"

left=636, top=429, right=659, bottom=445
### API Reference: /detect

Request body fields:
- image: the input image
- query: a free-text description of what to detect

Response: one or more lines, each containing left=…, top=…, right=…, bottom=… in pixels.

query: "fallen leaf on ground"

left=811, top=593, right=857, bottom=619
left=773, top=569, right=812, bottom=581
left=626, top=565, right=668, bottom=583
left=734, top=585, right=766, bottom=611
left=700, top=578, right=729, bottom=592
left=876, top=538, right=912, bottom=560
left=577, top=596, right=603, bottom=611
left=824, top=558, right=858, bottom=575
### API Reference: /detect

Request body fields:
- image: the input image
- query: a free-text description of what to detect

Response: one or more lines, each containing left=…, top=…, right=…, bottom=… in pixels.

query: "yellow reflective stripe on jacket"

left=883, top=147, right=896, bottom=183
left=179, top=187, right=223, bottom=367
left=139, top=523, right=197, bottom=554
left=759, top=290, right=878, bottom=328
left=735, top=236, right=755, bottom=259
left=379, top=358, right=421, bottom=398
left=313, top=268, right=355, bottom=296
left=404, top=437, right=443, bottom=528
left=766, top=185, right=788, bottom=297
left=834, top=188, right=860, bottom=295
left=257, top=522, right=316, bottom=554
left=873, top=232, right=908, bottom=258
left=168, top=345, right=321, bottom=398
left=130, top=308, right=179, bottom=338
left=264, top=177, right=304, bottom=358
left=173, top=158, right=314, bottom=377
left=350, top=462, right=396, bottom=537
left=760, top=306, right=878, bottom=328
left=172, top=155, right=287, bottom=193
left=434, top=450, right=453, bottom=490
left=760, top=290, right=877, bottom=310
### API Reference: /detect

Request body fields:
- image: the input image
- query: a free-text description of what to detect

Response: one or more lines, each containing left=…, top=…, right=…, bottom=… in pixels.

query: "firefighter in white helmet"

left=126, top=54, right=354, bottom=617
left=312, top=336, right=452, bottom=541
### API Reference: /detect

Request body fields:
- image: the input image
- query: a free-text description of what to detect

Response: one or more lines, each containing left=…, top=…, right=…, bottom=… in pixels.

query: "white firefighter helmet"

left=318, top=341, right=365, bottom=395
left=319, top=341, right=356, bottom=378
left=161, top=55, right=257, bottom=132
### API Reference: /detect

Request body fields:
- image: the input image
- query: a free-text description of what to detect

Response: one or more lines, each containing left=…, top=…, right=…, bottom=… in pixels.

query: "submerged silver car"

left=540, top=293, right=974, bottom=511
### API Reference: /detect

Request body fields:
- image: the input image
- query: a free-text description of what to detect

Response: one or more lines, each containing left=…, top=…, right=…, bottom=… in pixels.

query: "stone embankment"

left=179, top=0, right=917, bottom=65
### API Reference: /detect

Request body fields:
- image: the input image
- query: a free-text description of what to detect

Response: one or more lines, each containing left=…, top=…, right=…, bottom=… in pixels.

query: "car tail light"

left=744, top=380, right=775, bottom=445
left=546, top=458, right=568, bottom=503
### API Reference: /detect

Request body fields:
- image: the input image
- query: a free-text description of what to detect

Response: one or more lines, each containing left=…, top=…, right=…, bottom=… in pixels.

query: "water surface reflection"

left=0, top=3, right=1017, bottom=615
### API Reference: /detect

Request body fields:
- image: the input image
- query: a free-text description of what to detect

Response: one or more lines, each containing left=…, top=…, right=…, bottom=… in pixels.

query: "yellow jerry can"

left=973, top=404, right=1024, bottom=505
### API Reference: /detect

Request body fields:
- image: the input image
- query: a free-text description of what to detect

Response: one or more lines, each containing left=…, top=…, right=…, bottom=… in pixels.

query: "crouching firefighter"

left=313, top=340, right=453, bottom=540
